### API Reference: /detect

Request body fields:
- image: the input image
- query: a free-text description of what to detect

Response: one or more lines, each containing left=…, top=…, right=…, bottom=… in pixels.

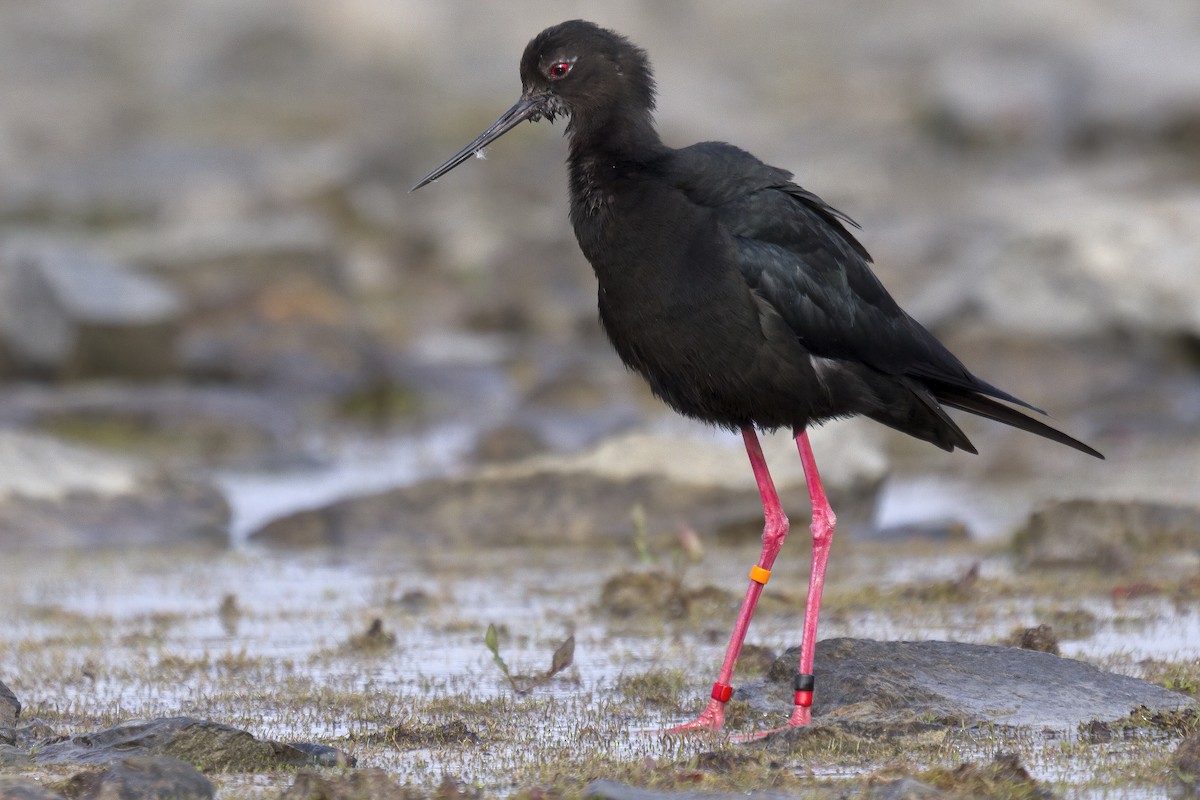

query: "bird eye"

left=548, top=60, right=573, bottom=80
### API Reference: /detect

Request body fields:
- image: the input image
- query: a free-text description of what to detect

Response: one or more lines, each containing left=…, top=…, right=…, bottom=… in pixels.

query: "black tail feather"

left=935, top=388, right=1104, bottom=460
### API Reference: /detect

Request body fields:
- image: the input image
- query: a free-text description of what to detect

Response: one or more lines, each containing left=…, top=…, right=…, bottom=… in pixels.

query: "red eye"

left=548, top=61, right=572, bottom=79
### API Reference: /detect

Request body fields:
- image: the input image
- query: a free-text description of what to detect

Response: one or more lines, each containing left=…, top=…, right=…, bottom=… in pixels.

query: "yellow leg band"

left=749, top=565, right=771, bottom=585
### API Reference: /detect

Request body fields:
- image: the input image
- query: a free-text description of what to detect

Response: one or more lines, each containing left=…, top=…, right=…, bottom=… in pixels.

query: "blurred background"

left=1, top=0, right=1198, bottom=548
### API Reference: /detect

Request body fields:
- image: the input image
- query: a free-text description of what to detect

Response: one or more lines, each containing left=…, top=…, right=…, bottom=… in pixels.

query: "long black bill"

left=411, top=94, right=546, bottom=191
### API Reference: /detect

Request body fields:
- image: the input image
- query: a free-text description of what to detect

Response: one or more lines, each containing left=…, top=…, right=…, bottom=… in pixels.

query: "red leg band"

left=794, top=690, right=813, bottom=708
left=711, top=682, right=733, bottom=703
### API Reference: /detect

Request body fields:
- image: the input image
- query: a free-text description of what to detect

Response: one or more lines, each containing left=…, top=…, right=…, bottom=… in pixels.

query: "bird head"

left=519, top=20, right=656, bottom=129
left=411, top=20, right=656, bottom=191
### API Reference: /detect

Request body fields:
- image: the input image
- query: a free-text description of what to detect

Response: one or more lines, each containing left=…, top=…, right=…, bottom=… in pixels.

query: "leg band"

left=749, top=565, right=771, bottom=585
left=711, top=682, right=733, bottom=703
left=793, top=673, right=814, bottom=707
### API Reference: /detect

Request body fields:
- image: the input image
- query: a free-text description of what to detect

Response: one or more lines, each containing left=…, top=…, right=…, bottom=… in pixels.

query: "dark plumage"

left=413, top=19, right=1102, bottom=736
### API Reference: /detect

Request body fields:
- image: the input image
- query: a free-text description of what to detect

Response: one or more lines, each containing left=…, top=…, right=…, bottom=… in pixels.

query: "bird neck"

left=566, top=105, right=664, bottom=160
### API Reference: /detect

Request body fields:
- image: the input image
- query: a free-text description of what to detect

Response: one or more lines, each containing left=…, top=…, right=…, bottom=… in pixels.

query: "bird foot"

left=655, top=698, right=725, bottom=734
left=727, top=705, right=812, bottom=742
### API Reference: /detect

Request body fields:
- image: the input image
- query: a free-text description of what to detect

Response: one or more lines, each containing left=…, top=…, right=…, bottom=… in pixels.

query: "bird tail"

left=934, top=387, right=1104, bottom=459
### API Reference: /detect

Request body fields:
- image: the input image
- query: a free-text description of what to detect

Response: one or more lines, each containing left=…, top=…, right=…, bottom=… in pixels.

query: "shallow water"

left=4, top=539, right=1195, bottom=710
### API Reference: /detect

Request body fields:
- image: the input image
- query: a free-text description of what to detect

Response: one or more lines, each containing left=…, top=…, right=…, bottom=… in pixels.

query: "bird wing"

left=668, top=141, right=1032, bottom=408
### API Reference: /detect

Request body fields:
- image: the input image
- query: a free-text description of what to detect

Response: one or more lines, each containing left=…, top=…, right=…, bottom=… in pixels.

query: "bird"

left=412, top=19, right=1103, bottom=737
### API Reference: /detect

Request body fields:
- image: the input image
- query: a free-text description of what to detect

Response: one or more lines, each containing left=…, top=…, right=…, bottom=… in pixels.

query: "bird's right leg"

left=663, top=426, right=789, bottom=733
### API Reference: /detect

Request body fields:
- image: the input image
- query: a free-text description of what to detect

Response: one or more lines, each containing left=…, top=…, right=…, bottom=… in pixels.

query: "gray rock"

left=0, top=383, right=311, bottom=471
left=61, top=755, right=214, bottom=800
left=281, top=769, right=410, bottom=800
left=860, top=776, right=945, bottom=800
left=249, top=424, right=887, bottom=547
left=0, top=679, right=18, bottom=755
left=586, top=780, right=799, bottom=800
left=0, top=744, right=31, bottom=770
left=108, top=212, right=379, bottom=391
left=739, top=638, right=1195, bottom=732
left=0, top=776, right=62, bottom=800
left=31, top=717, right=353, bottom=772
left=0, top=679, right=18, bottom=727
left=109, top=213, right=336, bottom=275
left=1075, top=22, right=1200, bottom=143
left=1174, top=733, right=1200, bottom=793
left=973, top=191, right=1200, bottom=339
left=860, top=754, right=1051, bottom=800
left=0, top=430, right=229, bottom=549
left=1013, top=498, right=1200, bottom=571
left=922, top=46, right=1086, bottom=148
left=0, top=236, right=182, bottom=379
left=13, top=720, right=56, bottom=751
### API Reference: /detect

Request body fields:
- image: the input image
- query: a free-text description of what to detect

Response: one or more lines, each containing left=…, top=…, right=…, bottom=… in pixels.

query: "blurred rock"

left=586, top=781, right=798, bottom=800
left=249, top=422, right=887, bottom=547
left=61, top=756, right=214, bottom=800
left=1076, top=19, right=1200, bottom=145
left=1013, top=498, right=1200, bottom=571
left=922, top=46, right=1085, bottom=148
left=0, top=236, right=182, bottom=379
left=921, top=21, right=1200, bottom=152
left=31, top=717, right=352, bottom=771
left=111, top=213, right=337, bottom=275
left=283, top=770, right=414, bottom=800
left=1003, top=624, right=1061, bottom=655
left=108, top=212, right=380, bottom=390
left=0, top=777, right=60, bottom=800
left=0, top=429, right=229, bottom=549
left=471, top=421, right=547, bottom=463
left=974, top=191, right=1200, bottom=339
left=0, top=383, right=311, bottom=470
left=1175, top=732, right=1200, bottom=791
left=3, top=138, right=360, bottom=226
left=0, top=680, right=18, bottom=729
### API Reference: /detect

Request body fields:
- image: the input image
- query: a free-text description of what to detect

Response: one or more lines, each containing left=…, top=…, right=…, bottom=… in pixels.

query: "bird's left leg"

left=663, top=426, right=789, bottom=733
left=783, top=427, right=835, bottom=727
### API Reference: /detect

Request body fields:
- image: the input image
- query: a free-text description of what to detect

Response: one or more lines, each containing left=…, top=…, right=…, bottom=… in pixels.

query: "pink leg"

left=785, top=427, right=836, bottom=727
left=663, top=426, right=790, bottom=733
left=725, top=428, right=837, bottom=741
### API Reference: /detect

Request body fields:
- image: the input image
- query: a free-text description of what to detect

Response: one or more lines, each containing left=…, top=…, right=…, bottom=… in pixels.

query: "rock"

left=13, top=721, right=56, bottom=750
left=974, top=191, right=1200, bottom=340
left=0, top=430, right=229, bottom=549
left=471, top=422, right=548, bottom=463
left=357, top=720, right=480, bottom=749
left=0, top=745, right=30, bottom=770
left=0, top=383, right=310, bottom=471
left=585, top=780, right=798, bottom=800
left=1074, top=22, right=1200, bottom=144
left=1013, top=499, right=1200, bottom=571
left=0, top=236, right=182, bottom=379
left=860, top=775, right=944, bottom=800
left=282, top=769, right=415, bottom=800
left=0, top=777, right=62, bottom=800
left=61, top=755, right=214, bottom=800
left=0, top=679, right=18, bottom=728
left=1174, top=732, right=1200, bottom=791
left=916, top=753, right=1053, bottom=800
left=922, top=45, right=1085, bottom=148
left=1003, top=624, right=1061, bottom=656
left=922, top=19, right=1200, bottom=150
left=0, top=679, right=18, bottom=756
left=739, top=638, right=1196, bottom=732
left=108, top=213, right=379, bottom=391
left=31, top=717, right=353, bottom=772
left=249, top=423, right=888, bottom=547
